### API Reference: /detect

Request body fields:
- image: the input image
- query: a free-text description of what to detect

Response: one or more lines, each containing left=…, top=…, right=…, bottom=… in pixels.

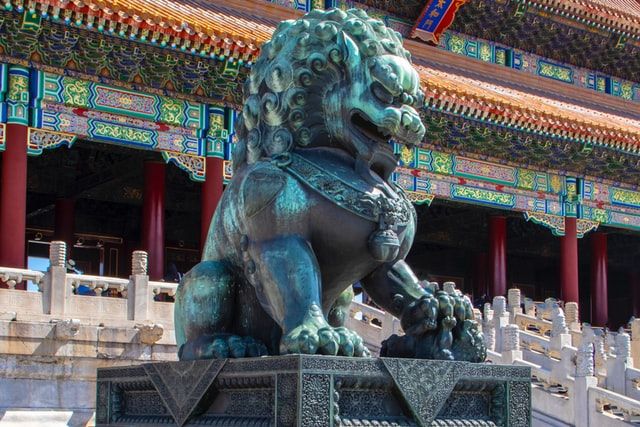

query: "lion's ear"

left=337, top=31, right=360, bottom=71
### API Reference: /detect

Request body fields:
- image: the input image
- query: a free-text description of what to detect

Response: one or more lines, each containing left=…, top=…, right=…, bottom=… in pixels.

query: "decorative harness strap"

left=274, top=152, right=412, bottom=227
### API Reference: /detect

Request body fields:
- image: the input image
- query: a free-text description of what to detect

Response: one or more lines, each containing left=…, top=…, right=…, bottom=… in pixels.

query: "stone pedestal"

left=96, top=355, right=531, bottom=427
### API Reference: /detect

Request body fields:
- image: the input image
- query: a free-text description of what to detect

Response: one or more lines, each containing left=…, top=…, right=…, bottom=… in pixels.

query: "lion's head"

left=233, top=8, right=426, bottom=180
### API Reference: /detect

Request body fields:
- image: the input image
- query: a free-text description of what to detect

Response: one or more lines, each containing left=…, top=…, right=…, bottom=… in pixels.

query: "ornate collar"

left=274, top=152, right=412, bottom=227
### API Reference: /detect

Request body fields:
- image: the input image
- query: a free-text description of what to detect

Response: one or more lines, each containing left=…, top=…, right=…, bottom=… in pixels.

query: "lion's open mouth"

left=351, top=112, right=393, bottom=149
left=350, top=112, right=417, bottom=151
left=350, top=112, right=398, bottom=179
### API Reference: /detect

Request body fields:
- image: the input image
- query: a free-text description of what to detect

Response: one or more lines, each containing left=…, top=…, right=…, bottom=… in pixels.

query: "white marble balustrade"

left=339, top=285, right=640, bottom=426
left=0, top=242, right=176, bottom=330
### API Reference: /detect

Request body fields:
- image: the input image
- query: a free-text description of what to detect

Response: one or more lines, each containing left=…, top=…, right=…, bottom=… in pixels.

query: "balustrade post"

left=507, top=288, right=522, bottom=322
left=381, top=311, right=401, bottom=338
left=583, top=324, right=607, bottom=384
left=501, top=324, right=522, bottom=364
left=44, top=241, right=69, bottom=315
left=523, top=298, right=536, bottom=317
left=606, top=329, right=633, bottom=395
left=594, top=333, right=608, bottom=385
left=492, top=296, right=510, bottom=352
left=482, top=303, right=495, bottom=351
left=550, top=305, right=571, bottom=353
left=631, top=318, right=640, bottom=368
left=574, top=341, right=597, bottom=427
left=564, top=302, right=580, bottom=332
left=128, top=251, right=151, bottom=321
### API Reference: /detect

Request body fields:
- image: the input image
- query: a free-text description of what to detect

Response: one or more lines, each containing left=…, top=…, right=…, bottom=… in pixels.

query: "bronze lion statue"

left=174, top=8, right=485, bottom=362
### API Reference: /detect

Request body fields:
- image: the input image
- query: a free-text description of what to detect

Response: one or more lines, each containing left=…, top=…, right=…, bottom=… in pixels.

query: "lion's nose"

left=401, top=111, right=425, bottom=136
left=401, top=112, right=413, bottom=129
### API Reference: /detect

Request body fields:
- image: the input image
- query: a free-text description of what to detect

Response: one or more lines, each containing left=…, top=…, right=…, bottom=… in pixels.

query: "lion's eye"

left=371, top=82, right=394, bottom=105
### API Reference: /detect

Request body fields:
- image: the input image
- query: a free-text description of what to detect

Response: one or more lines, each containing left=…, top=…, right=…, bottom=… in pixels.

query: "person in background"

left=156, top=263, right=182, bottom=302
left=66, top=259, right=81, bottom=274
left=164, top=263, right=183, bottom=283
left=67, top=260, right=94, bottom=296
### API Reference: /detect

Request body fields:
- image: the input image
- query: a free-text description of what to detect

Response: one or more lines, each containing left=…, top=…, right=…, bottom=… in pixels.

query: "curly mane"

left=232, top=8, right=412, bottom=171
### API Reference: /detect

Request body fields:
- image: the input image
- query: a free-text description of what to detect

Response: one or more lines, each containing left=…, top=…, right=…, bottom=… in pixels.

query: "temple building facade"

left=2, top=0, right=640, bottom=425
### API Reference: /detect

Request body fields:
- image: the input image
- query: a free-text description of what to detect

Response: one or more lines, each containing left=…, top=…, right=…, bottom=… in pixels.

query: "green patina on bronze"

left=174, top=8, right=485, bottom=362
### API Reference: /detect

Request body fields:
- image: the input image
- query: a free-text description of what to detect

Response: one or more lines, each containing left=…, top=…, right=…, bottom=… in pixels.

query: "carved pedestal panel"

left=95, top=355, right=530, bottom=427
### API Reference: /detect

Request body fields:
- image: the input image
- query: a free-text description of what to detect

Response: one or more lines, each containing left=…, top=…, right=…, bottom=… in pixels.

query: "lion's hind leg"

left=174, top=260, right=267, bottom=360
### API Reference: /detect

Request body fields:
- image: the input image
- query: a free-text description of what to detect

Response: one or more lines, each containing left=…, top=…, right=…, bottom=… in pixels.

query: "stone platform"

left=95, top=355, right=531, bottom=427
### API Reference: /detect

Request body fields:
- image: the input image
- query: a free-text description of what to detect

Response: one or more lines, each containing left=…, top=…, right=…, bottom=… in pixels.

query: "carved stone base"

left=95, top=355, right=531, bottom=427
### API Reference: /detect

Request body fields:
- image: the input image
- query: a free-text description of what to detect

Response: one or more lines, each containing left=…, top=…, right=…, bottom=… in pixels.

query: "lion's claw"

left=180, top=334, right=268, bottom=360
left=280, top=305, right=370, bottom=357
left=442, top=315, right=457, bottom=330
left=318, top=327, right=340, bottom=355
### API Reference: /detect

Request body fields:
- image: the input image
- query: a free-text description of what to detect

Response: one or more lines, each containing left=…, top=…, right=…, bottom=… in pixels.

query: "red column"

left=141, top=161, right=165, bottom=280
left=0, top=124, right=28, bottom=268
left=54, top=198, right=76, bottom=258
left=590, top=232, right=608, bottom=327
left=560, top=217, right=579, bottom=303
left=200, top=157, right=224, bottom=251
left=488, top=216, right=507, bottom=298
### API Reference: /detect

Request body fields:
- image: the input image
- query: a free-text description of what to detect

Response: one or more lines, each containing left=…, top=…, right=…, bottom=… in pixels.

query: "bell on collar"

left=368, top=227, right=400, bottom=262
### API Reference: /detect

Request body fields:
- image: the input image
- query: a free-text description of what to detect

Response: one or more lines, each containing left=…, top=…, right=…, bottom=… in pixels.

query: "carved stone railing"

left=345, top=300, right=401, bottom=354
left=514, top=312, right=552, bottom=337
left=338, top=285, right=640, bottom=426
left=0, top=242, right=175, bottom=330
left=0, top=266, right=45, bottom=289
left=0, top=267, right=47, bottom=321
left=0, top=243, right=179, bottom=424
left=590, top=386, right=640, bottom=424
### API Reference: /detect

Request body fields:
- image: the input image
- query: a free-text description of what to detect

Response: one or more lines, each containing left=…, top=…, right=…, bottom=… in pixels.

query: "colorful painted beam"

left=524, top=212, right=599, bottom=238
left=34, top=72, right=205, bottom=130
left=6, top=65, right=29, bottom=125
left=26, top=69, right=235, bottom=183
left=0, top=63, right=7, bottom=123
left=27, top=128, right=76, bottom=155
left=395, top=144, right=565, bottom=196
left=438, top=31, right=640, bottom=103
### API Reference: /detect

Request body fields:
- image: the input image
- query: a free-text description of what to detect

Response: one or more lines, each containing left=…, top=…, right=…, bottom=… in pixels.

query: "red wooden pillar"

left=0, top=124, right=28, bottom=268
left=54, top=198, right=76, bottom=258
left=141, top=161, right=165, bottom=280
left=560, top=217, right=579, bottom=303
left=590, top=232, right=608, bottom=327
left=200, top=157, right=224, bottom=251
left=488, top=216, right=507, bottom=298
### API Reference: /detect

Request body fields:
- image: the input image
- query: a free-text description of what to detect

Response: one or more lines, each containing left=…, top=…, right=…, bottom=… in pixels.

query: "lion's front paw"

left=279, top=305, right=370, bottom=357
left=179, top=334, right=269, bottom=360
